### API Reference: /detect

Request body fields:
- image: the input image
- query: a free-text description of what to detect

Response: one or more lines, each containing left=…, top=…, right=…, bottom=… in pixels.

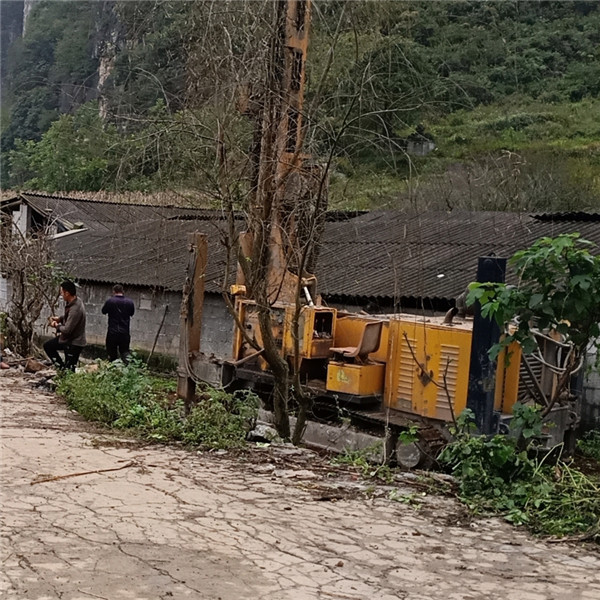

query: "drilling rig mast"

left=238, top=0, right=323, bottom=306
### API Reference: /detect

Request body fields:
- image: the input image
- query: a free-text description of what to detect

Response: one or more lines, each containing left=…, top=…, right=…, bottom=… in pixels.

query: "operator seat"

left=330, top=320, right=383, bottom=364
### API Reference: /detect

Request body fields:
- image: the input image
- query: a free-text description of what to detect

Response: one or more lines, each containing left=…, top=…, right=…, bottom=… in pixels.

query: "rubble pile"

left=0, top=347, right=57, bottom=390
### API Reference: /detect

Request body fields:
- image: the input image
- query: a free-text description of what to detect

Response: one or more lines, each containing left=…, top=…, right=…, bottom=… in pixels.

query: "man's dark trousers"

left=43, top=337, right=82, bottom=371
left=106, top=332, right=131, bottom=363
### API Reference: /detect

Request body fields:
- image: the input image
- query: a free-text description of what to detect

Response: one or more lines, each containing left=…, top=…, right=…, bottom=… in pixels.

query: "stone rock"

left=271, top=445, right=317, bottom=458
left=24, top=358, right=46, bottom=373
left=247, top=424, right=282, bottom=443
left=273, top=469, right=318, bottom=480
left=35, top=369, right=56, bottom=378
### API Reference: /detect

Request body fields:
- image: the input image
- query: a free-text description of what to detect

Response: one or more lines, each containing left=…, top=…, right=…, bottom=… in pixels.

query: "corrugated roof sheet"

left=21, top=193, right=215, bottom=232
left=54, top=216, right=233, bottom=292
left=318, top=210, right=537, bottom=300
left=7, top=194, right=600, bottom=302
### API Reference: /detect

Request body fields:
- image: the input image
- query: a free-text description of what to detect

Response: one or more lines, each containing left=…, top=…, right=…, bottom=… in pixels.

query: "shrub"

left=578, top=430, right=600, bottom=461
left=182, top=389, right=259, bottom=449
left=439, top=409, right=600, bottom=539
left=57, top=359, right=153, bottom=424
left=56, top=361, right=259, bottom=449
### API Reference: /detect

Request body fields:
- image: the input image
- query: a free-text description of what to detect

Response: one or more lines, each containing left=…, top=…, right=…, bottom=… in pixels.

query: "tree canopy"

left=1, top=1, right=599, bottom=210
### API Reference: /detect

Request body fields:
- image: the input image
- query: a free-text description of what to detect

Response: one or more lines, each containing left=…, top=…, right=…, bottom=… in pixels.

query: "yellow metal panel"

left=397, top=331, right=418, bottom=413
left=384, top=319, right=420, bottom=413
left=307, top=307, right=336, bottom=358
left=418, top=326, right=471, bottom=419
left=332, top=315, right=388, bottom=363
left=284, top=306, right=336, bottom=359
left=433, top=338, right=471, bottom=420
left=372, top=323, right=389, bottom=363
left=384, top=316, right=472, bottom=421
left=232, top=299, right=247, bottom=360
left=332, top=316, right=363, bottom=347
left=229, top=284, right=247, bottom=296
left=326, top=362, right=385, bottom=396
left=494, top=341, right=522, bottom=414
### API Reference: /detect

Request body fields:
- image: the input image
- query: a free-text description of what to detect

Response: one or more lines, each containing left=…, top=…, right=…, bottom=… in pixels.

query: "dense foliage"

left=578, top=429, right=600, bottom=462
left=57, top=359, right=259, bottom=449
left=439, top=408, right=600, bottom=539
left=468, top=234, right=600, bottom=363
left=1, top=2, right=98, bottom=165
left=1, top=1, right=599, bottom=209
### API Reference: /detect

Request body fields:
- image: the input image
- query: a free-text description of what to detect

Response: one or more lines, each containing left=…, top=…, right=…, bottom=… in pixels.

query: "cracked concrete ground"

left=1, top=373, right=600, bottom=600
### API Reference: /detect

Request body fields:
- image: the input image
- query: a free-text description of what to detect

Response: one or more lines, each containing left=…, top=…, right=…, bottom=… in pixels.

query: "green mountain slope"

left=1, top=0, right=598, bottom=211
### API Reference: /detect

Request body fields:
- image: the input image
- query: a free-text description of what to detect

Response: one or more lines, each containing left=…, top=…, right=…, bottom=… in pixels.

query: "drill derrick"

left=179, top=2, right=580, bottom=461
left=239, top=0, right=324, bottom=306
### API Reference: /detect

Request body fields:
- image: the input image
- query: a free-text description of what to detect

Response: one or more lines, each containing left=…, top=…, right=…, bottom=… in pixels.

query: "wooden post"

left=177, top=233, right=208, bottom=411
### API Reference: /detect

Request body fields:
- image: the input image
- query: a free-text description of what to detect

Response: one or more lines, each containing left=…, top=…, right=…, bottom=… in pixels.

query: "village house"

left=1, top=192, right=600, bottom=428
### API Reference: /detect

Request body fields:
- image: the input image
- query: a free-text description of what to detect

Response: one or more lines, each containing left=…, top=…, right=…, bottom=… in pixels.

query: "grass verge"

left=439, top=410, right=600, bottom=541
left=56, top=359, right=258, bottom=449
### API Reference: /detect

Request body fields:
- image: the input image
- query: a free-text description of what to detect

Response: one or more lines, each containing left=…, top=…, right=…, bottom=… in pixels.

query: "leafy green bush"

left=182, top=389, right=259, bottom=449
left=578, top=430, right=600, bottom=462
left=56, top=360, right=258, bottom=449
left=57, top=359, right=153, bottom=424
left=439, top=409, right=600, bottom=539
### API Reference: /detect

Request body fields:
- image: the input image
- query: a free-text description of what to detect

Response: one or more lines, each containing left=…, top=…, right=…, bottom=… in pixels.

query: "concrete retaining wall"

left=582, top=348, right=600, bottom=431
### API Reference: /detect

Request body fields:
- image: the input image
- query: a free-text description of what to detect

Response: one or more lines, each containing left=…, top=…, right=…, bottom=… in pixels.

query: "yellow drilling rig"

left=178, top=0, right=579, bottom=465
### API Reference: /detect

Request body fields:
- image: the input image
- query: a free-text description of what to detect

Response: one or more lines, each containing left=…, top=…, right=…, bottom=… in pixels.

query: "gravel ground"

left=1, top=371, right=600, bottom=600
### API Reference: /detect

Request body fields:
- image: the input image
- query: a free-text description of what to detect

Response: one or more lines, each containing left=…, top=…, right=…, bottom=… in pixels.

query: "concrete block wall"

left=41, top=284, right=235, bottom=361
left=582, top=348, right=600, bottom=431
left=81, top=284, right=182, bottom=356
left=200, top=294, right=235, bottom=360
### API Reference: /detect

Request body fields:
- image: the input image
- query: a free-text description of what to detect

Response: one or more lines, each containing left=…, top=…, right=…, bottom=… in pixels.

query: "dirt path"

left=1, top=372, right=599, bottom=600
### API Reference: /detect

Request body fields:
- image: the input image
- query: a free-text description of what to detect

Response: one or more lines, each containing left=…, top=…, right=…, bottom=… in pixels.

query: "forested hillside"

left=1, top=0, right=599, bottom=211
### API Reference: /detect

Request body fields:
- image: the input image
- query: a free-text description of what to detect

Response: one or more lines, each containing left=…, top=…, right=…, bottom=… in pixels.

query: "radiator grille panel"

left=518, top=355, right=544, bottom=403
left=396, top=336, right=416, bottom=412
left=436, top=344, right=460, bottom=410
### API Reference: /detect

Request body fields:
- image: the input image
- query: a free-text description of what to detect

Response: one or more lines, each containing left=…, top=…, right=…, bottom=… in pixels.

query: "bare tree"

left=170, top=0, right=447, bottom=442
left=0, top=219, right=66, bottom=357
left=105, top=0, right=446, bottom=442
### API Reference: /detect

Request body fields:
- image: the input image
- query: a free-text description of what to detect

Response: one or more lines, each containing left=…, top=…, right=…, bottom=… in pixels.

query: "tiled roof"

left=7, top=194, right=600, bottom=302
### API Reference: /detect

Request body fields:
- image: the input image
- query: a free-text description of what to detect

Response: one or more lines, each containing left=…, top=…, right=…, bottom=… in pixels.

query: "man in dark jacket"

left=102, top=284, right=135, bottom=362
left=44, top=280, right=86, bottom=371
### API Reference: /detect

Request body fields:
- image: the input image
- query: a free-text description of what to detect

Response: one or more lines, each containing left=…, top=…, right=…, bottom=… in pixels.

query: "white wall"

left=12, top=204, right=29, bottom=236
left=0, top=277, right=10, bottom=312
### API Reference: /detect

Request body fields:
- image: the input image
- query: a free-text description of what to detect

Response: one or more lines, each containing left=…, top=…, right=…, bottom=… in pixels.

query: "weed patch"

left=182, top=389, right=259, bottom=448
left=578, top=430, right=600, bottom=462
left=56, top=360, right=258, bottom=449
left=439, top=409, right=600, bottom=540
left=331, top=444, right=394, bottom=484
